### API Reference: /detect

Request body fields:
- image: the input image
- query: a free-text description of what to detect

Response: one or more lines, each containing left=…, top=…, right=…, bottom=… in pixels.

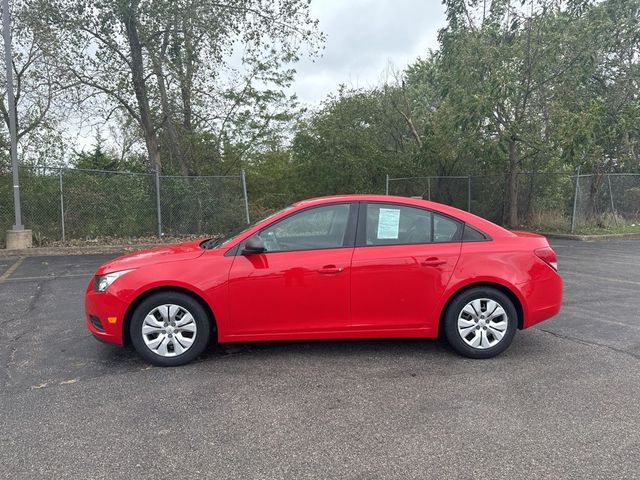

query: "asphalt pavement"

left=0, top=239, right=639, bottom=479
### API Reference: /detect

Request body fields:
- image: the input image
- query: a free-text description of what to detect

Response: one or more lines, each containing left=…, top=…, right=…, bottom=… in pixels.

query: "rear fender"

left=434, top=242, right=533, bottom=333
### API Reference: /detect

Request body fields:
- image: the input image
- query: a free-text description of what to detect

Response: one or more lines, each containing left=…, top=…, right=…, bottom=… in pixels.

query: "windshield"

left=201, top=205, right=293, bottom=249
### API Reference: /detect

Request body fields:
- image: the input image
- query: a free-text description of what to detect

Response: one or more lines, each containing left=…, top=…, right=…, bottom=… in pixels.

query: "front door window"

left=260, top=203, right=351, bottom=252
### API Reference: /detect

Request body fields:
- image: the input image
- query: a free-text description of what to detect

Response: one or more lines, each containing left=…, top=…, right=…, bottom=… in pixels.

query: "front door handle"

left=318, top=265, right=344, bottom=274
left=420, top=257, right=447, bottom=267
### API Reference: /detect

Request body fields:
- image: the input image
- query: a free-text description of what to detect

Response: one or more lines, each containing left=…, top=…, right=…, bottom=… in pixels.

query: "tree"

left=290, top=87, right=416, bottom=198
left=31, top=0, right=322, bottom=174
left=0, top=0, right=73, bottom=171
left=552, top=0, right=640, bottom=173
left=72, top=130, right=122, bottom=170
left=432, top=0, right=600, bottom=226
left=71, top=125, right=151, bottom=172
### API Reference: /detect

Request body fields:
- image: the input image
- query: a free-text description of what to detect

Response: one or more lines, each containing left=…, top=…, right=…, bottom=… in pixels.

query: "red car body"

left=85, top=195, right=562, bottom=348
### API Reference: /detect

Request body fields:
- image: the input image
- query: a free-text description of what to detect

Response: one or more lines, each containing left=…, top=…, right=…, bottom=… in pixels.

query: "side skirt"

left=219, top=327, right=435, bottom=343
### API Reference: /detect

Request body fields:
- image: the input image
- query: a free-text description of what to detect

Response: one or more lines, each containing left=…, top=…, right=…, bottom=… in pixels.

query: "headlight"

left=93, top=269, right=135, bottom=292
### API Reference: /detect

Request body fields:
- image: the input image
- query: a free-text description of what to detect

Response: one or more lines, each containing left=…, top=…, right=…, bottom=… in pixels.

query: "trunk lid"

left=509, top=230, right=546, bottom=239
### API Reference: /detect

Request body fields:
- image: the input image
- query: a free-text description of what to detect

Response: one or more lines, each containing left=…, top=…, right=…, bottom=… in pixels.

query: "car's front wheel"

left=130, top=292, right=212, bottom=366
left=443, top=287, right=517, bottom=359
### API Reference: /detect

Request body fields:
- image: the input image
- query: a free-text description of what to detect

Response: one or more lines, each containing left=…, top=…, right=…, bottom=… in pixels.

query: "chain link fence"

left=2, top=168, right=639, bottom=246
left=0, top=167, right=250, bottom=247
left=387, top=172, right=640, bottom=233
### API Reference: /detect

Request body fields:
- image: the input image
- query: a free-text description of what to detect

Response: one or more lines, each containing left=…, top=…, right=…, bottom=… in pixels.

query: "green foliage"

left=290, top=88, right=419, bottom=196
left=72, top=132, right=148, bottom=172
left=623, top=188, right=640, bottom=215
left=73, top=144, right=119, bottom=172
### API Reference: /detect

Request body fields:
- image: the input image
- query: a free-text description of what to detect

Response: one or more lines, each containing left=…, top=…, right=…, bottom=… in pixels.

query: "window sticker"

left=377, top=208, right=400, bottom=239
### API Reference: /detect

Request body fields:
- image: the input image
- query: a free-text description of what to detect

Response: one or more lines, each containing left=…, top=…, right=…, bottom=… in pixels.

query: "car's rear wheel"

left=130, top=292, right=211, bottom=366
left=443, top=287, right=517, bottom=359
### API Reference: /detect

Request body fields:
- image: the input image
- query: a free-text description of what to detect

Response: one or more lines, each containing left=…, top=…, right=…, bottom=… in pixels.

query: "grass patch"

left=574, top=223, right=640, bottom=235
left=522, top=210, right=640, bottom=235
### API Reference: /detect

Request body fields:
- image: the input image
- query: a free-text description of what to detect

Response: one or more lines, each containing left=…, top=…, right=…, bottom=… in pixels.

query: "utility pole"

left=2, top=0, right=31, bottom=248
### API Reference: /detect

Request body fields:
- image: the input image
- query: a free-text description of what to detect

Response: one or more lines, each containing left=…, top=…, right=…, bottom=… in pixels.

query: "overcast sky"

left=292, top=0, right=446, bottom=106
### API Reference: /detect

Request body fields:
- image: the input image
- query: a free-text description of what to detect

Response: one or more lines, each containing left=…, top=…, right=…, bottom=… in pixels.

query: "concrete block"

left=5, top=229, right=32, bottom=249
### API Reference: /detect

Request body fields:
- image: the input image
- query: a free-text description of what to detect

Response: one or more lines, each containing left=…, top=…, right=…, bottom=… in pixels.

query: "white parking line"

left=1, top=272, right=94, bottom=283
left=0, top=257, right=25, bottom=284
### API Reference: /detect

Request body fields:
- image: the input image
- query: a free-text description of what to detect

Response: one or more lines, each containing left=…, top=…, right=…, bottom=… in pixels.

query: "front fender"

left=107, top=254, right=233, bottom=340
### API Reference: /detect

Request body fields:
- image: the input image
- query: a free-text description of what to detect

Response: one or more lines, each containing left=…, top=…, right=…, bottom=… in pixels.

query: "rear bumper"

left=520, top=269, right=563, bottom=328
left=85, top=279, right=128, bottom=345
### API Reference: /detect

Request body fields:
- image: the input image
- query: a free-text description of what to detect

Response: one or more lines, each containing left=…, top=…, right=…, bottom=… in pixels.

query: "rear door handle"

left=420, top=257, right=447, bottom=267
left=318, top=265, right=344, bottom=274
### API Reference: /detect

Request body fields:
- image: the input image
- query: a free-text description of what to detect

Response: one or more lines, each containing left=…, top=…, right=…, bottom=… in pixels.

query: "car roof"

left=293, top=194, right=513, bottom=238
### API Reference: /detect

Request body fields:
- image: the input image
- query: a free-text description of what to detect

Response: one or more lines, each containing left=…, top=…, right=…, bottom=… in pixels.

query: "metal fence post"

left=427, top=177, right=431, bottom=200
left=59, top=169, right=65, bottom=242
left=570, top=165, right=581, bottom=234
left=607, top=174, right=617, bottom=220
left=467, top=176, right=471, bottom=212
left=241, top=169, right=250, bottom=224
left=154, top=165, right=162, bottom=237
left=385, top=174, right=389, bottom=195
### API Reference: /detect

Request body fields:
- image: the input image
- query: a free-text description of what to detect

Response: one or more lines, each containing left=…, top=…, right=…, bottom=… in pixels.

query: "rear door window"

left=364, top=203, right=462, bottom=245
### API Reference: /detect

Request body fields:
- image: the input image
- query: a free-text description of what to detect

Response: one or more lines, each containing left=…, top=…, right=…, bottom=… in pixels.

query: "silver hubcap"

left=457, top=298, right=508, bottom=350
left=142, top=304, right=197, bottom=357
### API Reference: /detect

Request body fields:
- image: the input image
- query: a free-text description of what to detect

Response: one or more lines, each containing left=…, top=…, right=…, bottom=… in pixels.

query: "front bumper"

left=85, top=278, right=129, bottom=345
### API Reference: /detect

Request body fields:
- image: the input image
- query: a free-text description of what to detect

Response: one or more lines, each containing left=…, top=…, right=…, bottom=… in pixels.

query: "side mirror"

left=242, top=235, right=266, bottom=254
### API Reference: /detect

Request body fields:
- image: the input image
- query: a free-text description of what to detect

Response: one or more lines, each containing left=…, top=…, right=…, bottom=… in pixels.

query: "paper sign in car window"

left=377, top=208, right=400, bottom=239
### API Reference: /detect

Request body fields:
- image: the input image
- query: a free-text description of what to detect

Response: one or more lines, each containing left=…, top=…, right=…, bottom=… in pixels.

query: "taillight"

left=535, top=247, right=558, bottom=271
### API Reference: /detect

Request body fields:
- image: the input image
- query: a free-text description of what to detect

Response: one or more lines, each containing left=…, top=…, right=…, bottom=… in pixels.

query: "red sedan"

left=86, top=195, right=562, bottom=366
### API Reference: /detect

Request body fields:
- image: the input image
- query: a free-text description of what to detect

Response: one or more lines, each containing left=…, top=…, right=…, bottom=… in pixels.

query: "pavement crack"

left=2, top=278, right=51, bottom=387
left=537, top=328, right=640, bottom=361
left=26, top=282, right=45, bottom=313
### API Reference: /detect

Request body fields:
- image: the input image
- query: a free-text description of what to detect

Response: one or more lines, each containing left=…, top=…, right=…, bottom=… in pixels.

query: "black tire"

left=130, top=291, right=212, bottom=366
left=443, top=287, right=517, bottom=359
